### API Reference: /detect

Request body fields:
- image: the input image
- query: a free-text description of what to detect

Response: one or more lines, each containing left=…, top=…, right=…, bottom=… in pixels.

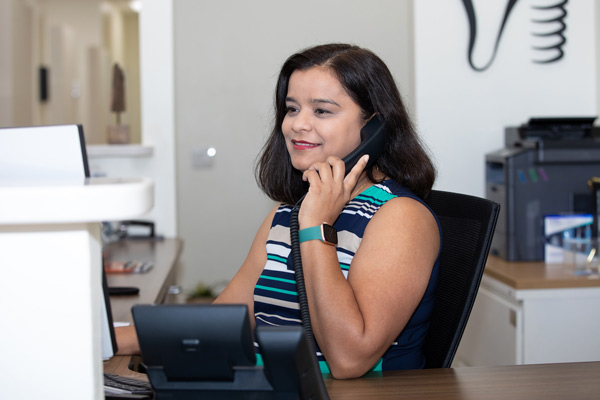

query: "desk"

left=103, top=247, right=599, bottom=399
left=105, top=358, right=600, bottom=399
left=484, top=255, right=600, bottom=289
left=456, top=256, right=600, bottom=366
left=103, top=238, right=183, bottom=377
left=104, top=238, right=184, bottom=323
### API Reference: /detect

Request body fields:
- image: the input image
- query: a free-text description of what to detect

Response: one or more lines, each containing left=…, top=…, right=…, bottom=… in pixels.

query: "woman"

left=214, top=43, right=440, bottom=378
left=117, top=43, right=440, bottom=379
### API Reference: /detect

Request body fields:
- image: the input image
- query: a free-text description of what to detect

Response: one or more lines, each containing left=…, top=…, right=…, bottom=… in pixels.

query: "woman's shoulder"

left=376, top=179, right=419, bottom=200
left=374, top=180, right=439, bottom=229
left=343, top=179, right=426, bottom=221
left=267, top=203, right=293, bottom=228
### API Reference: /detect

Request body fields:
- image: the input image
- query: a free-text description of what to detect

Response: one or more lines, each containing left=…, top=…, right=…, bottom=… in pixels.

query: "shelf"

left=87, top=144, right=154, bottom=158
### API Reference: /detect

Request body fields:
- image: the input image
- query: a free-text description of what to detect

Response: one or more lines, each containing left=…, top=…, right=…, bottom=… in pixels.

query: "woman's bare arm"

left=213, top=204, right=279, bottom=329
left=301, top=197, right=439, bottom=379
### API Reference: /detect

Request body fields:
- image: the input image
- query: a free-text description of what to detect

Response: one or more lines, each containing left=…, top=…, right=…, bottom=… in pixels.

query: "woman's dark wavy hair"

left=256, top=43, right=436, bottom=204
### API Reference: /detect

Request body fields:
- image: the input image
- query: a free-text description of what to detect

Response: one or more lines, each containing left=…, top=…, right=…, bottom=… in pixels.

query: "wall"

left=37, top=0, right=103, bottom=140
left=100, top=1, right=141, bottom=144
left=173, top=0, right=415, bottom=291
left=138, top=0, right=177, bottom=237
left=597, top=2, right=600, bottom=118
left=0, top=0, right=11, bottom=124
left=89, top=0, right=178, bottom=238
left=0, top=0, right=141, bottom=144
left=0, top=0, right=36, bottom=127
left=413, top=0, right=598, bottom=197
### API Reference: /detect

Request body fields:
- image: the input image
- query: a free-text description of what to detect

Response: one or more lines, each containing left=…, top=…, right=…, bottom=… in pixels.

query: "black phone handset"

left=342, top=115, right=386, bottom=175
left=289, top=115, right=385, bottom=389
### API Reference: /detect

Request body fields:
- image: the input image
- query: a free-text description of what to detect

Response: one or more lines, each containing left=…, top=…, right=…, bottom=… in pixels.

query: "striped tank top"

left=253, top=179, right=440, bottom=372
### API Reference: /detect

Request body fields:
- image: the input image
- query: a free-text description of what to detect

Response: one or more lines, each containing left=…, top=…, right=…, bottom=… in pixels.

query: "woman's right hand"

left=115, top=325, right=141, bottom=355
left=299, top=154, right=369, bottom=228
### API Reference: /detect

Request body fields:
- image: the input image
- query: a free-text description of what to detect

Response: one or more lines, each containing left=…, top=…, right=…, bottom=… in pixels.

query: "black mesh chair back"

left=422, top=190, right=500, bottom=368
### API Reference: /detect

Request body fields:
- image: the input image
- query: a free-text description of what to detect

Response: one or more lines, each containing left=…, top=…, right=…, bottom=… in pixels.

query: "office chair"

left=422, top=190, right=500, bottom=368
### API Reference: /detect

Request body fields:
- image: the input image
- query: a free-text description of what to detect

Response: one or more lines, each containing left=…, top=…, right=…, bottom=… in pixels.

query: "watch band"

left=298, top=224, right=337, bottom=245
left=298, top=226, right=322, bottom=243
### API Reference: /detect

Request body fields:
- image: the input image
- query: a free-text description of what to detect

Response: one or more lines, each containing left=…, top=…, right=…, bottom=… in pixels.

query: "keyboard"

left=104, top=373, right=153, bottom=398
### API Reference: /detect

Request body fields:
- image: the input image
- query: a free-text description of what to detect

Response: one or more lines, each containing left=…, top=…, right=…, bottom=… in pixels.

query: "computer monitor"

left=0, top=124, right=89, bottom=181
left=132, top=304, right=329, bottom=400
left=101, top=267, right=118, bottom=359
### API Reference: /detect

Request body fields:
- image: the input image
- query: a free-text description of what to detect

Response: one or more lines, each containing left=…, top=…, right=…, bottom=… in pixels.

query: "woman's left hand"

left=299, top=154, right=369, bottom=229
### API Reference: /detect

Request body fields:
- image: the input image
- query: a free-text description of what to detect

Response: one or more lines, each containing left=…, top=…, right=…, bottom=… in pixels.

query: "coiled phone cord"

left=290, top=200, right=330, bottom=396
left=289, top=196, right=321, bottom=366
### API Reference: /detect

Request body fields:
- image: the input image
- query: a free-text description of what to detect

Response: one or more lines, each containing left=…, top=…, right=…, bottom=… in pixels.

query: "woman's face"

left=282, top=66, right=364, bottom=172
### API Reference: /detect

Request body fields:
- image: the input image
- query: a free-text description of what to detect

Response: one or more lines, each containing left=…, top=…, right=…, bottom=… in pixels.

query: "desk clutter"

left=105, top=260, right=154, bottom=274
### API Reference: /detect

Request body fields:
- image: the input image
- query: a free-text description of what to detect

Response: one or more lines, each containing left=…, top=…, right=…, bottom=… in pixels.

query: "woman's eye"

left=285, top=106, right=298, bottom=114
left=315, top=108, right=330, bottom=116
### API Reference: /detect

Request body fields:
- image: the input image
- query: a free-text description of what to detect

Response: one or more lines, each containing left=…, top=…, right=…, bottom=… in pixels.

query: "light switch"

left=192, top=147, right=217, bottom=168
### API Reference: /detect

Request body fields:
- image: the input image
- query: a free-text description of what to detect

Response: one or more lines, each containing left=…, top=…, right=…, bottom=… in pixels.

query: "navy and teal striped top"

left=253, top=179, right=440, bottom=372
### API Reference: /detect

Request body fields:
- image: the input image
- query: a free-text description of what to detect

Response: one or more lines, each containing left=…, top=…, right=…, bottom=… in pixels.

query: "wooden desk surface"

left=485, top=255, right=600, bottom=290
left=104, top=238, right=183, bottom=322
left=326, top=361, right=600, bottom=399
left=105, top=357, right=600, bottom=400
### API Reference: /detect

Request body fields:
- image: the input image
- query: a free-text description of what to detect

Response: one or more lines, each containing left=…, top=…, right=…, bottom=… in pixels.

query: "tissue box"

left=544, top=213, right=593, bottom=263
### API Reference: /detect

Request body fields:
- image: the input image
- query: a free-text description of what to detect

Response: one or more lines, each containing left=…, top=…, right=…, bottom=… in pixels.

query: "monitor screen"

left=0, top=124, right=89, bottom=181
left=101, top=267, right=118, bottom=359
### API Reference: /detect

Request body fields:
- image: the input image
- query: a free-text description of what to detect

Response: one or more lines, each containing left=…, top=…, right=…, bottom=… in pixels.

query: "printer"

left=486, top=117, right=600, bottom=261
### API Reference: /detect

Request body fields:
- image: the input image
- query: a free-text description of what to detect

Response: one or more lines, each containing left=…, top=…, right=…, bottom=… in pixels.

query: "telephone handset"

left=342, top=115, right=386, bottom=175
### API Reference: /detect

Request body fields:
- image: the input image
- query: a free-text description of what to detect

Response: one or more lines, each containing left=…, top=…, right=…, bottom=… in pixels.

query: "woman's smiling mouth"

left=292, top=140, right=320, bottom=150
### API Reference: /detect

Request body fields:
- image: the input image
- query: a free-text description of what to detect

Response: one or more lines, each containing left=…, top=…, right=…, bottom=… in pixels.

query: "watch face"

left=322, top=224, right=338, bottom=245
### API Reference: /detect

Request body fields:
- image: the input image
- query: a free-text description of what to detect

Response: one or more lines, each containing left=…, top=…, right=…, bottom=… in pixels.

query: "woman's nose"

left=292, top=110, right=312, bottom=132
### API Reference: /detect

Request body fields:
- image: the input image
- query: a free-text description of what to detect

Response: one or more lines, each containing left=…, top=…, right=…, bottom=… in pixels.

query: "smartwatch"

left=298, top=224, right=338, bottom=246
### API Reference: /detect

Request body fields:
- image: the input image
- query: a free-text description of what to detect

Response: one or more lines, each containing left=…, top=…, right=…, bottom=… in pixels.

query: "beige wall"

left=38, top=0, right=103, bottom=140
left=0, top=0, right=140, bottom=144
left=173, top=0, right=416, bottom=291
left=0, top=0, right=11, bottom=125
left=0, top=0, right=35, bottom=127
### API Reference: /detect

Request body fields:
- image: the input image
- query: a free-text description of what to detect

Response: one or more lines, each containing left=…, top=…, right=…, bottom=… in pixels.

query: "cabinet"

left=456, top=256, right=600, bottom=366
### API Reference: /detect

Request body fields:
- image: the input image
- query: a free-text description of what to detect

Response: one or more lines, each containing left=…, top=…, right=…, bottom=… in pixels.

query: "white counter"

left=0, top=178, right=154, bottom=400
